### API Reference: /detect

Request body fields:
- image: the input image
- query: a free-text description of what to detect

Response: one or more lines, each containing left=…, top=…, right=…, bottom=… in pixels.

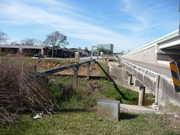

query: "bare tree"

left=44, top=31, right=68, bottom=57
left=0, top=31, right=8, bottom=43
left=11, top=41, right=20, bottom=46
left=21, top=38, right=41, bottom=46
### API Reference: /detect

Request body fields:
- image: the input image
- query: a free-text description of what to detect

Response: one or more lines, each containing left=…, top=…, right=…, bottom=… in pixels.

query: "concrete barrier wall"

left=123, top=46, right=157, bottom=65
left=109, top=63, right=133, bottom=90
left=158, top=77, right=180, bottom=106
left=124, top=65, right=156, bottom=92
left=109, top=62, right=180, bottom=107
left=109, top=63, right=156, bottom=93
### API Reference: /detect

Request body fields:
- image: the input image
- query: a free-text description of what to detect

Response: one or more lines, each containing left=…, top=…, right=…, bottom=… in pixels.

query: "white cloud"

left=0, top=0, right=176, bottom=52
left=120, top=0, right=177, bottom=32
left=120, top=0, right=150, bottom=31
left=0, top=0, right=140, bottom=51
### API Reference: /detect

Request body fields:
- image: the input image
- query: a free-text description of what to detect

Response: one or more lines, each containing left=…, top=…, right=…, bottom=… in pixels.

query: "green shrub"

left=48, top=77, right=139, bottom=110
left=97, top=80, right=138, bottom=104
left=48, top=77, right=96, bottom=110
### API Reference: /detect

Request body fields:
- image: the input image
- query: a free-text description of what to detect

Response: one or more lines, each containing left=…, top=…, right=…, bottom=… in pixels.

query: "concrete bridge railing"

left=120, top=59, right=160, bottom=105
left=121, top=59, right=158, bottom=92
left=118, top=58, right=180, bottom=107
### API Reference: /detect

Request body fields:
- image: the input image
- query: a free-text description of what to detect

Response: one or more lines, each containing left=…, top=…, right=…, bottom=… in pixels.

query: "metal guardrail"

left=120, top=58, right=161, bottom=105
left=34, top=59, right=128, bottom=100
left=37, top=59, right=96, bottom=76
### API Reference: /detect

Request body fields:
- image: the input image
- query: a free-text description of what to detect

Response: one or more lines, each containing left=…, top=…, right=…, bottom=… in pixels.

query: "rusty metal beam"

left=36, top=59, right=95, bottom=76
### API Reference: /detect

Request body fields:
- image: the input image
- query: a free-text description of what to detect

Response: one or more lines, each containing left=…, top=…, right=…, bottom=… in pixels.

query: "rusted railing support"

left=37, top=59, right=95, bottom=76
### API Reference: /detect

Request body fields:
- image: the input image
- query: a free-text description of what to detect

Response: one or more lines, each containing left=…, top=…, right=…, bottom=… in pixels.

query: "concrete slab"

left=97, top=99, right=120, bottom=121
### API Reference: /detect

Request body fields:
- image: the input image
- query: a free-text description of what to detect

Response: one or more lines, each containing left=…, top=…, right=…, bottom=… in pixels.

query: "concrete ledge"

left=120, top=104, right=160, bottom=114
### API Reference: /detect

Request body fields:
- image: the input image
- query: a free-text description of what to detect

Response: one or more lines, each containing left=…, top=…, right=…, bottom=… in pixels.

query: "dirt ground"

left=1, top=56, right=109, bottom=76
left=37, top=60, right=108, bottom=76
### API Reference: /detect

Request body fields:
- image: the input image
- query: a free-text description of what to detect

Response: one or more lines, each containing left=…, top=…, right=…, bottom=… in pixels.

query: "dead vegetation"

left=0, top=59, right=55, bottom=125
left=0, top=57, right=108, bottom=126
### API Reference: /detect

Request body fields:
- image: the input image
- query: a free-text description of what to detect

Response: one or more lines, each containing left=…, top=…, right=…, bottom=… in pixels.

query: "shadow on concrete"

left=120, top=113, right=138, bottom=120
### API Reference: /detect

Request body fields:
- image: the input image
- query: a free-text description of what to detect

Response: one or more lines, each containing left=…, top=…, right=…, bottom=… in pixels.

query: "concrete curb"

left=120, top=104, right=161, bottom=114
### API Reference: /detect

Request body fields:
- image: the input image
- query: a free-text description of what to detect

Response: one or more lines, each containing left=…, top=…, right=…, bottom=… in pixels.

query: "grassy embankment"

left=0, top=57, right=179, bottom=135
left=48, top=77, right=139, bottom=110
left=1, top=77, right=179, bottom=135
left=0, top=112, right=177, bottom=135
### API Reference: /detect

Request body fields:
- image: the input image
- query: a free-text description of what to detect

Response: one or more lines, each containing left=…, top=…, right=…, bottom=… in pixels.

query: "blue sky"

left=0, top=0, right=179, bottom=52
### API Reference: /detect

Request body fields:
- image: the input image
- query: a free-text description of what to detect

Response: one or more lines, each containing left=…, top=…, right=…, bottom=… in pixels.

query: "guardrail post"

left=87, top=62, right=91, bottom=79
left=72, top=52, right=80, bottom=90
left=73, top=66, right=79, bottom=91
left=75, top=52, right=80, bottom=63
left=138, top=86, right=145, bottom=106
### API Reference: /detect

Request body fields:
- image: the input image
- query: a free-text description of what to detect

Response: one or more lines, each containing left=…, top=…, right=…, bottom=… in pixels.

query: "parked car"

left=33, top=54, right=45, bottom=58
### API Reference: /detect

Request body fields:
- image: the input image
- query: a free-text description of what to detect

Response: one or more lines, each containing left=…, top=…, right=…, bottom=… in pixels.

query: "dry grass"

left=0, top=59, right=55, bottom=125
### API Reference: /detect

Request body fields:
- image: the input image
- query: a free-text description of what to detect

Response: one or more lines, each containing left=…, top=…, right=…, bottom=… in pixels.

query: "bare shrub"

left=0, top=59, right=55, bottom=125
